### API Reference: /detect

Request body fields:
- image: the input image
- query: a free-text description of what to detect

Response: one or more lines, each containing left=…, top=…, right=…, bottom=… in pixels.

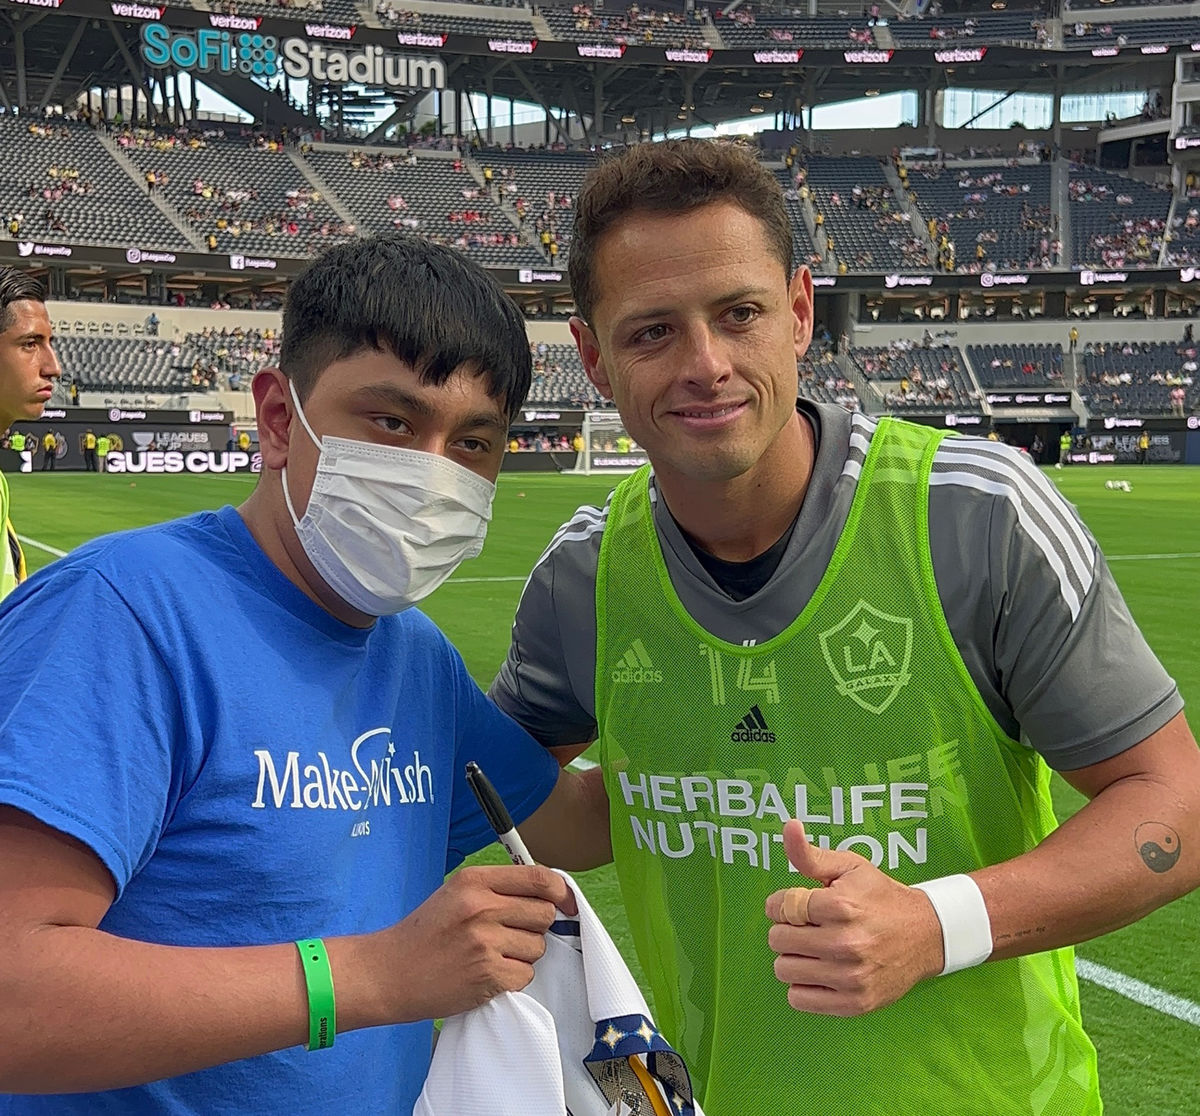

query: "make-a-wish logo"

left=252, top=726, right=433, bottom=835
left=817, top=600, right=913, bottom=715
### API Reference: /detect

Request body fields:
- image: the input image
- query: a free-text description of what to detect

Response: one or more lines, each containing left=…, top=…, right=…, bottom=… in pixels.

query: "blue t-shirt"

left=0, top=506, right=560, bottom=1115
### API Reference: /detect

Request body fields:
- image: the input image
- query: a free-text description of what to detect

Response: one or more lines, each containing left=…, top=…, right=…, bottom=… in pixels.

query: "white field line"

left=16, top=534, right=67, bottom=557
left=446, top=575, right=528, bottom=583
left=1076, top=958, right=1200, bottom=1028
left=1106, top=552, right=1200, bottom=562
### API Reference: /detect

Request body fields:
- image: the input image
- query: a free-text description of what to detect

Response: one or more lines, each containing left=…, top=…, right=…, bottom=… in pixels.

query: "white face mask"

left=282, top=380, right=496, bottom=616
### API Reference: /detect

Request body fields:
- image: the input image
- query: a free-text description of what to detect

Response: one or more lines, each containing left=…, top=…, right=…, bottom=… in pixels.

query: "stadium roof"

left=0, top=0, right=1184, bottom=137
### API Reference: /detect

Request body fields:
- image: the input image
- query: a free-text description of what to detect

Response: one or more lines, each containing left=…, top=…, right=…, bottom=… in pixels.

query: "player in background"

left=0, top=268, right=61, bottom=599
left=489, top=139, right=1200, bottom=1116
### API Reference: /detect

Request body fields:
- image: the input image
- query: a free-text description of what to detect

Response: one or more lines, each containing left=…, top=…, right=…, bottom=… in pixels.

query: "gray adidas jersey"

left=489, top=402, right=1181, bottom=772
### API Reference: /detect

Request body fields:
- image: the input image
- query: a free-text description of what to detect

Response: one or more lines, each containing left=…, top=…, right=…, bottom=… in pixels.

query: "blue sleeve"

left=0, top=565, right=182, bottom=894
left=445, top=646, right=560, bottom=870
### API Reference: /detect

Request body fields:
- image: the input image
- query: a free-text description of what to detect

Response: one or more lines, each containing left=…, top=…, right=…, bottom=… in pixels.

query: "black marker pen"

left=465, top=761, right=535, bottom=866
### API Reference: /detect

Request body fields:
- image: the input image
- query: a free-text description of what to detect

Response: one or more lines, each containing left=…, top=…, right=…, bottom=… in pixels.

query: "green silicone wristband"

left=296, top=939, right=336, bottom=1051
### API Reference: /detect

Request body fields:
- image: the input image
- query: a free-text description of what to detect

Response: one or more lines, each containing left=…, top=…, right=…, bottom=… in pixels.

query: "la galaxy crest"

left=818, top=600, right=913, bottom=715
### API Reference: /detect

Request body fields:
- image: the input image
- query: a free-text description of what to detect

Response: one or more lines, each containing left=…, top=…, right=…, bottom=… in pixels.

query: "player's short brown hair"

left=569, top=139, right=794, bottom=324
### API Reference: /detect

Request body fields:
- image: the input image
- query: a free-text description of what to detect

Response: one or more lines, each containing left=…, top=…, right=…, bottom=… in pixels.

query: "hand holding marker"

left=464, top=762, right=676, bottom=1116
left=465, top=761, right=535, bottom=866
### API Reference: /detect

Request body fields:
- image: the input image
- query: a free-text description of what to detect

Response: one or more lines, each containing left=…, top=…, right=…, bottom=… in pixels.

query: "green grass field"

left=8, top=465, right=1200, bottom=1113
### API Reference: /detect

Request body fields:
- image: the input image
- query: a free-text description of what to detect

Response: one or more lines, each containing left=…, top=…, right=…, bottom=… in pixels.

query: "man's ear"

left=570, top=316, right=614, bottom=401
left=789, top=266, right=815, bottom=362
left=251, top=368, right=293, bottom=471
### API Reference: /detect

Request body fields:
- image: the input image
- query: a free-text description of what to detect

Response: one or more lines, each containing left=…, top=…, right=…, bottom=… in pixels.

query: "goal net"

left=568, top=411, right=649, bottom=475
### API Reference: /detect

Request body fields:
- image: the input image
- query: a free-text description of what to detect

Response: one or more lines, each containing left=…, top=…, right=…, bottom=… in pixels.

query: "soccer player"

left=489, top=140, right=1200, bottom=1116
left=0, top=268, right=61, bottom=599
left=0, top=235, right=608, bottom=1111
left=1059, top=427, right=1073, bottom=466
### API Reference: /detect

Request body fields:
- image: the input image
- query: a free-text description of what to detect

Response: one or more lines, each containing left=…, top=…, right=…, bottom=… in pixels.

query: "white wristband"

left=912, top=874, right=993, bottom=975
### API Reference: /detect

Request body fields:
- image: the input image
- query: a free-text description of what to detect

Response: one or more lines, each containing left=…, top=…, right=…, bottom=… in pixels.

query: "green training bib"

left=595, top=417, right=1100, bottom=1116
left=0, top=472, right=23, bottom=601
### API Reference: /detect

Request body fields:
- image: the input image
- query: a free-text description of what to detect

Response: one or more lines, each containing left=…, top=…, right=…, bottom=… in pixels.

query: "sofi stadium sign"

left=140, top=23, right=444, bottom=88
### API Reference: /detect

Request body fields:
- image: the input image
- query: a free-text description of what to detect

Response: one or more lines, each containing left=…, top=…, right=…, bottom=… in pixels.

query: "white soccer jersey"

left=417, top=871, right=703, bottom=1116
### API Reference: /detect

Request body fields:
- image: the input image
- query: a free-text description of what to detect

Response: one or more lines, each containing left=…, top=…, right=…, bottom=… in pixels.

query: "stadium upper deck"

left=2, top=124, right=1186, bottom=279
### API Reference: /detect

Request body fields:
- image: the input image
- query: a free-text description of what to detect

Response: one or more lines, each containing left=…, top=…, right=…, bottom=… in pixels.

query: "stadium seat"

left=0, top=118, right=187, bottom=253
left=1077, top=342, right=1196, bottom=415
left=968, top=343, right=1064, bottom=388
left=850, top=343, right=982, bottom=412
left=1069, top=166, right=1170, bottom=270
left=907, top=161, right=1055, bottom=273
left=303, top=149, right=547, bottom=269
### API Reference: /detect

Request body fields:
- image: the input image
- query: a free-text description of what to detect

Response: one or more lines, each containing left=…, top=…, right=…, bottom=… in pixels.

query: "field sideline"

left=8, top=466, right=1200, bottom=1113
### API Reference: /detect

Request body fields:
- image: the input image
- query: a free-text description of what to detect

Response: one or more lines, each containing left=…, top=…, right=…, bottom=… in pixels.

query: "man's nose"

left=44, top=345, right=63, bottom=379
left=682, top=326, right=732, bottom=390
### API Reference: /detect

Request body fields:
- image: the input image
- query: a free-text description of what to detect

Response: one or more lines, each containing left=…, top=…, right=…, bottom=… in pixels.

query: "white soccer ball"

left=1055, top=462, right=1063, bottom=469
left=1105, top=480, right=1115, bottom=489
left=1122, top=482, right=1132, bottom=492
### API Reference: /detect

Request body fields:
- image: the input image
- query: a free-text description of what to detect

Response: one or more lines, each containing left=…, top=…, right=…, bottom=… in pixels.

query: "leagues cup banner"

left=1, top=408, right=256, bottom=473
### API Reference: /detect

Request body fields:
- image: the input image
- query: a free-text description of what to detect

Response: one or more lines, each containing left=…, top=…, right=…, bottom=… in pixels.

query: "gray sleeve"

left=932, top=443, right=1182, bottom=771
left=487, top=525, right=600, bottom=749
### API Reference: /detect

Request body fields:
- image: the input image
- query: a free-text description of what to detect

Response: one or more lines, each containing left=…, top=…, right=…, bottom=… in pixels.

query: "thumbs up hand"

left=763, top=820, right=944, bottom=1016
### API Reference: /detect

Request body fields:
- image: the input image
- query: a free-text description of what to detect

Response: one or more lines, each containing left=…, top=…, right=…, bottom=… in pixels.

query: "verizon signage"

left=934, top=47, right=986, bottom=64
left=577, top=43, right=625, bottom=58
left=396, top=31, right=447, bottom=48
left=305, top=22, right=355, bottom=41
left=208, top=12, right=261, bottom=29
left=843, top=49, right=892, bottom=63
left=487, top=38, right=537, bottom=53
left=110, top=1, right=164, bottom=19
left=754, top=49, right=803, bottom=64
left=664, top=48, right=713, bottom=62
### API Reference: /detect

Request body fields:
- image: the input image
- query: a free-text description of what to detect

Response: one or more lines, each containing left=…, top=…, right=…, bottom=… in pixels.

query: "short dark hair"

left=280, top=234, right=531, bottom=421
left=0, top=267, right=46, bottom=334
left=569, top=139, right=794, bottom=324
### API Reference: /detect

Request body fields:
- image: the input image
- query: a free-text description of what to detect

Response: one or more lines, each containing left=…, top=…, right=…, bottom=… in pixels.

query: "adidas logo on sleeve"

left=611, top=639, right=664, bottom=684
left=731, top=705, right=776, bottom=743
